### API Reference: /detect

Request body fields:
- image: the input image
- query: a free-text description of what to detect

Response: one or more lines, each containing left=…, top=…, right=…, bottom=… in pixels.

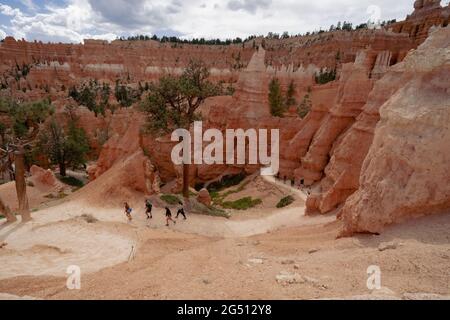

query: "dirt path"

left=1, top=177, right=448, bottom=300
left=262, top=175, right=308, bottom=201
left=0, top=175, right=333, bottom=282
left=1, top=211, right=449, bottom=300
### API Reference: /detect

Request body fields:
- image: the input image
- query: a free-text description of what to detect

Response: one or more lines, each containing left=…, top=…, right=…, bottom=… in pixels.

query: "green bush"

left=57, top=175, right=84, bottom=188
left=207, top=173, right=247, bottom=193
left=298, top=92, right=312, bottom=119
left=315, top=68, right=337, bottom=85
left=222, top=197, right=262, bottom=210
left=191, top=201, right=230, bottom=218
left=160, top=194, right=181, bottom=205
left=276, top=195, right=295, bottom=208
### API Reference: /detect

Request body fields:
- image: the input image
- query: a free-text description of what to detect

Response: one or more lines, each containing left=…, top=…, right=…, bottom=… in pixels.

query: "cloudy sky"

left=0, top=0, right=434, bottom=43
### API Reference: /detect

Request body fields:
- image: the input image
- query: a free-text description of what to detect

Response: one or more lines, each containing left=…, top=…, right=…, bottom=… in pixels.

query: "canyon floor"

left=0, top=177, right=449, bottom=300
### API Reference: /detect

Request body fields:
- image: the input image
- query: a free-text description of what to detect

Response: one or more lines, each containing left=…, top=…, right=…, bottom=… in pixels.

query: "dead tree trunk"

left=14, top=148, right=31, bottom=222
left=0, top=196, right=17, bottom=223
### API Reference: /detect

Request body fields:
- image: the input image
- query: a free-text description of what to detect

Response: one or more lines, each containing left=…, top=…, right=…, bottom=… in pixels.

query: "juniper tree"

left=35, top=111, right=90, bottom=177
left=141, top=60, right=221, bottom=200
left=0, top=98, right=53, bottom=221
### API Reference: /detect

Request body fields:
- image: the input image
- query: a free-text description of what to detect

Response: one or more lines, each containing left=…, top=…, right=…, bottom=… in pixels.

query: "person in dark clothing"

left=176, top=201, right=187, bottom=220
left=145, top=199, right=153, bottom=219
left=124, top=202, right=133, bottom=222
left=165, top=207, right=176, bottom=227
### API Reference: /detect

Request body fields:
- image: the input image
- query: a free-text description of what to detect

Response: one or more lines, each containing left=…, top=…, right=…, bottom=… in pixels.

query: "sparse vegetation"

left=285, top=80, right=297, bottom=107
left=121, top=34, right=254, bottom=46
left=269, top=78, right=285, bottom=117
left=190, top=201, right=230, bottom=218
left=276, top=195, right=295, bottom=208
left=114, top=81, right=141, bottom=108
left=0, top=98, right=54, bottom=138
left=222, top=197, right=262, bottom=210
left=45, top=192, right=68, bottom=199
left=298, top=90, right=312, bottom=119
left=69, top=80, right=111, bottom=116
left=57, top=175, right=84, bottom=188
left=315, top=68, right=337, bottom=85
left=206, top=173, right=247, bottom=193
left=160, top=194, right=181, bottom=205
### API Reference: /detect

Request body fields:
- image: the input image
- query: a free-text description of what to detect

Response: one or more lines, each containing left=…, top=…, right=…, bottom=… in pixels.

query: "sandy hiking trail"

left=0, top=175, right=331, bottom=281
left=0, top=176, right=449, bottom=300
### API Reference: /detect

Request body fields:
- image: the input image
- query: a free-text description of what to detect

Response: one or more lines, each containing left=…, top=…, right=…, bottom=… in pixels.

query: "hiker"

left=124, top=202, right=133, bottom=222
left=176, top=201, right=187, bottom=220
left=165, top=207, right=176, bottom=227
left=145, top=199, right=153, bottom=219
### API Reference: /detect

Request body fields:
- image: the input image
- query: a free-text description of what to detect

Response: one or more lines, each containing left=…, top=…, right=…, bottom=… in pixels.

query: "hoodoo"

left=0, top=0, right=449, bottom=301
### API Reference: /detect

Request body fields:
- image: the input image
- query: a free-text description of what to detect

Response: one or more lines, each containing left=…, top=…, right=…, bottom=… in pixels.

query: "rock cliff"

left=340, top=26, right=450, bottom=235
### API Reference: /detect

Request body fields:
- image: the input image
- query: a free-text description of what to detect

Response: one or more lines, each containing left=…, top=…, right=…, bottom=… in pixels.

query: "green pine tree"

left=269, top=78, right=285, bottom=117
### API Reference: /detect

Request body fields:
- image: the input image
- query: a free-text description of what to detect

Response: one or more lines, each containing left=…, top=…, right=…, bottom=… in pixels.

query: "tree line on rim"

left=116, top=19, right=398, bottom=46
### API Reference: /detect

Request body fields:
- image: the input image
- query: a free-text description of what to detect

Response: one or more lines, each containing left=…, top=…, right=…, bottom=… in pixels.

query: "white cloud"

left=0, top=0, right=414, bottom=43
left=20, top=0, right=38, bottom=11
left=0, top=4, right=23, bottom=16
left=0, top=28, right=6, bottom=39
left=227, top=0, right=272, bottom=14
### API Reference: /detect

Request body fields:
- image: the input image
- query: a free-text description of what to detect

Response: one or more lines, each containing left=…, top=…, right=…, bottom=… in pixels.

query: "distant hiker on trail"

left=124, top=202, right=133, bottom=222
left=165, top=207, right=176, bottom=227
left=145, top=199, right=153, bottom=219
left=176, top=201, right=187, bottom=220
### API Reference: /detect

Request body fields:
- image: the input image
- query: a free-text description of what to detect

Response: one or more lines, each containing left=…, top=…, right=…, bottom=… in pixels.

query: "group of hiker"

left=123, top=199, right=187, bottom=227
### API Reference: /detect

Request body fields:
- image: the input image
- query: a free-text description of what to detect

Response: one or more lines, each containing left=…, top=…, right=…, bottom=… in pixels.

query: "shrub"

left=190, top=201, right=230, bottom=218
left=276, top=195, right=295, bottom=208
left=298, top=93, right=312, bottom=119
left=315, top=68, right=337, bottom=85
left=207, top=173, right=247, bottom=193
left=285, top=81, right=297, bottom=107
left=69, top=80, right=111, bottom=116
left=160, top=194, right=181, bottom=205
left=222, top=197, right=262, bottom=210
left=57, top=175, right=84, bottom=188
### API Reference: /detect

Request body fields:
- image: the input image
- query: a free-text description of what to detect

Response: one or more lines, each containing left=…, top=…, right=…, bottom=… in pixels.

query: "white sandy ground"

left=0, top=177, right=449, bottom=300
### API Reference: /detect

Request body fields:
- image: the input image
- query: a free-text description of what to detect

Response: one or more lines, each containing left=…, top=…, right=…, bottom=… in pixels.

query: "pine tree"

left=285, top=81, right=297, bottom=107
left=35, top=115, right=90, bottom=177
left=141, top=60, right=221, bottom=200
left=269, top=78, right=285, bottom=117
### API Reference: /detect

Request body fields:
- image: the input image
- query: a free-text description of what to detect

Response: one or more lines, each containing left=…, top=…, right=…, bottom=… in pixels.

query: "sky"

left=0, top=0, right=437, bottom=43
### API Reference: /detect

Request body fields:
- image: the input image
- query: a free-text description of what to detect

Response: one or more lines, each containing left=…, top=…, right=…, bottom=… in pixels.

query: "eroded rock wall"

left=340, top=26, right=450, bottom=235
